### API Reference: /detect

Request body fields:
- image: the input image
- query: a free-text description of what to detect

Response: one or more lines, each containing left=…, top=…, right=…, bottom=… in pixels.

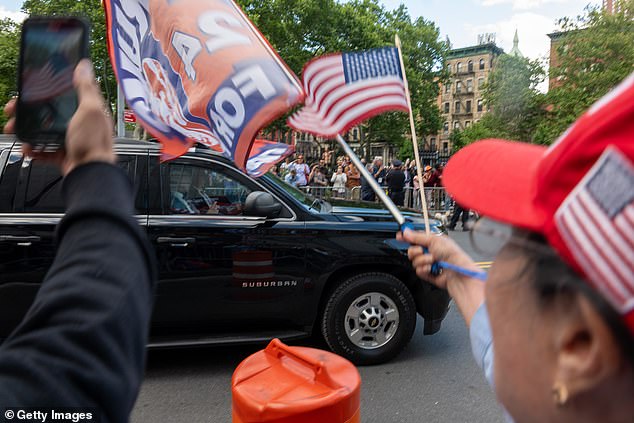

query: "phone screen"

left=17, top=18, right=88, bottom=146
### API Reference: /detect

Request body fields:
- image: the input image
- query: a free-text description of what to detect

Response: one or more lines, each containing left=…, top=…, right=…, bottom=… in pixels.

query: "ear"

left=552, top=295, right=622, bottom=400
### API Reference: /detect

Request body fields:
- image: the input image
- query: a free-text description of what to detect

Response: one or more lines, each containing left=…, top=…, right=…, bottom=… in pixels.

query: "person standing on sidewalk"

left=447, top=202, right=471, bottom=231
left=386, top=159, right=406, bottom=206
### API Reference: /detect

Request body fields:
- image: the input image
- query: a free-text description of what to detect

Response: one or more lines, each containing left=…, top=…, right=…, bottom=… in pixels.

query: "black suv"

left=0, top=136, right=449, bottom=365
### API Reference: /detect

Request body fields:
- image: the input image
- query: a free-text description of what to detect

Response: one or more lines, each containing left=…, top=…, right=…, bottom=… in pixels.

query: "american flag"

left=287, top=47, right=408, bottom=137
left=21, top=60, right=74, bottom=103
left=556, top=148, right=634, bottom=315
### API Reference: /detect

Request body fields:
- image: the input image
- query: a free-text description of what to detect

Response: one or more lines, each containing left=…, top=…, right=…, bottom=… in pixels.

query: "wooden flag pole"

left=395, top=34, right=431, bottom=235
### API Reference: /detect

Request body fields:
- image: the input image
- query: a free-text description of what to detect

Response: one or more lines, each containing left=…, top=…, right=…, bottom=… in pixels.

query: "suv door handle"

left=0, top=235, right=41, bottom=246
left=157, top=237, right=196, bottom=247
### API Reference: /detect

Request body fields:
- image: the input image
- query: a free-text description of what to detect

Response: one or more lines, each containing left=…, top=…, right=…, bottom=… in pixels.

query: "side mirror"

left=244, top=191, right=282, bottom=218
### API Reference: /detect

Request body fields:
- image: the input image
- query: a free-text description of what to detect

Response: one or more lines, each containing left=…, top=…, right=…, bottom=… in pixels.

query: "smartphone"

left=16, top=17, right=89, bottom=149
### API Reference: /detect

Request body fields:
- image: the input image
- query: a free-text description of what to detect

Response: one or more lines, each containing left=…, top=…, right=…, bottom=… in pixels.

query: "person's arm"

left=396, top=231, right=514, bottom=419
left=398, top=229, right=484, bottom=326
left=0, top=60, right=157, bottom=421
left=0, top=164, right=156, bottom=420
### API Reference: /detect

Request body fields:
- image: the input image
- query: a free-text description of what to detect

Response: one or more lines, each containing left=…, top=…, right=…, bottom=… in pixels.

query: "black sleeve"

left=0, top=162, right=157, bottom=422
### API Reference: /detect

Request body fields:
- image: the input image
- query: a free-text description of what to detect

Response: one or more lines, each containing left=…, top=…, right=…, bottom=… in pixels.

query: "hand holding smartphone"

left=16, top=17, right=89, bottom=149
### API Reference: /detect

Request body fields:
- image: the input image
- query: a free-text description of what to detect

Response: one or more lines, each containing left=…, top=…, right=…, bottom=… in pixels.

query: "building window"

left=477, top=99, right=483, bottom=112
left=478, top=77, right=484, bottom=88
left=456, top=62, right=462, bottom=73
left=479, top=58, right=485, bottom=70
left=456, top=81, right=462, bottom=93
left=447, top=63, right=451, bottom=73
left=444, top=102, right=450, bottom=113
left=445, top=82, right=451, bottom=93
left=442, top=142, right=449, bottom=153
left=466, top=79, right=473, bottom=92
left=468, top=61, right=473, bottom=72
left=455, top=101, right=461, bottom=113
left=430, top=138, right=437, bottom=151
left=443, top=122, right=449, bottom=134
left=466, top=100, right=472, bottom=113
left=353, top=128, right=358, bottom=141
left=453, top=121, right=460, bottom=130
left=465, top=121, right=471, bottom=128
left=490, top=58, right=494, bottom=68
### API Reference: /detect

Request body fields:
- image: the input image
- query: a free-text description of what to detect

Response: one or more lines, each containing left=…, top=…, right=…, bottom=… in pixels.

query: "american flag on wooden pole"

left=287, top=46, right=410, bottom=227
left=287, top=47, right=408, bottom=137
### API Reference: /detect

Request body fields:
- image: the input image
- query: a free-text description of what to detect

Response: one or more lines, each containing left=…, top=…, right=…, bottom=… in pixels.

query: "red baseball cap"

left=443, top=72, right=634, bottom=336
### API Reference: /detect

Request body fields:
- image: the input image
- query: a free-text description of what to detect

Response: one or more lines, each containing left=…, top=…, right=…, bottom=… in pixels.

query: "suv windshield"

left=265, top=172, right=331, bottom=212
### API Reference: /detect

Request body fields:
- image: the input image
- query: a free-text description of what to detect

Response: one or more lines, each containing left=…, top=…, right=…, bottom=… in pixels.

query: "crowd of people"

left=272, top=151, right=472, bottom=228
left=272, top=151, right=452, bottom=207
left=273, top=153, right=362, bottom=199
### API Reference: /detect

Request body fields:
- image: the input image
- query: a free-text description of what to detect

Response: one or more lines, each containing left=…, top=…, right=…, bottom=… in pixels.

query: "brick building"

left=432, top=41, right=504, bottom=157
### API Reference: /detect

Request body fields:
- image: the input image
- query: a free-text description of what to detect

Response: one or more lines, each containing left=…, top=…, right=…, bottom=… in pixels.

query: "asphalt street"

left=131, top=229, right=505, bottom=423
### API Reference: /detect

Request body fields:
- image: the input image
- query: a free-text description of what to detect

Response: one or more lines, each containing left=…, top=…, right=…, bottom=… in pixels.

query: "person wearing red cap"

left=398, top=72, right=634, bottom=422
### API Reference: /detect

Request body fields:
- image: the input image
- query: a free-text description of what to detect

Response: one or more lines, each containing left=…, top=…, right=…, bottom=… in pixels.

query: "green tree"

left=449, top=54, right=544, bottom=153
left=534, top=1, right=634, bottom=144
left=481, top=54, right=546, bottom=142
left=21, top=0, right=117, bottom=112
left=449, top=114, right=507, bottom=151
left=0, top=19, right=20, bottom=127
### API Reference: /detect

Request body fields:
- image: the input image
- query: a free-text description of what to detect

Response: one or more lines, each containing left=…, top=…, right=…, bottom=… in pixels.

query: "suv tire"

left=321, top=272, right=416, bottom=365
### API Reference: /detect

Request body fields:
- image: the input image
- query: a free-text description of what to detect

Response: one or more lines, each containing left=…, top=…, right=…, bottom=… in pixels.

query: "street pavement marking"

left=476, top=261, right=493, bottom=269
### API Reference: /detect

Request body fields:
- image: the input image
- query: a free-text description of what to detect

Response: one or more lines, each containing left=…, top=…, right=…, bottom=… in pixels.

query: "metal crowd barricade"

left=404, top=187, right=452, bottom=215
left=299, top=186, right=332, bottom=199
left=299, top=185, right=453, bottom=215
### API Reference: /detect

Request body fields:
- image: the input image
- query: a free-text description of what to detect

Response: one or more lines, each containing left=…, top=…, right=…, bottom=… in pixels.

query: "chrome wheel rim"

left=344, top=292, right=400, bottom=349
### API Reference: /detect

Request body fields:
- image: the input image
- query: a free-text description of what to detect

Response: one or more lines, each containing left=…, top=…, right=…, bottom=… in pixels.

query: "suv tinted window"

left=24, top=160, right=64, bottom=213
left=168, top=164, right=252, bottom=216
left=0, top=150, right=20, bottom=212
left=19, top=154, right=139, bottom=214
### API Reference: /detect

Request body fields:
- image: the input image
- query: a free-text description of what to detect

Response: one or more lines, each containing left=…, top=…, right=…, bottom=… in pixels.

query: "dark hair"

left=520, top=231, right=634, bottom=365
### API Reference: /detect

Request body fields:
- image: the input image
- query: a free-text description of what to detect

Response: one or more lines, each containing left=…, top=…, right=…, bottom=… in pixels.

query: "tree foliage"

left=451, top=54, right=545, bottom=150
left=534, top=1, right=634, bottom=144
left=0, top=19, right=20, bottom=127
left=482, top=54, right=546, bottom=142
left=450, top=114, right=505, bottom=151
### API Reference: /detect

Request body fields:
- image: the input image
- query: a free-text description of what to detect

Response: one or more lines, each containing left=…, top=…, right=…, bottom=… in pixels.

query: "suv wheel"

left=321, top=272, right=416, bottom=365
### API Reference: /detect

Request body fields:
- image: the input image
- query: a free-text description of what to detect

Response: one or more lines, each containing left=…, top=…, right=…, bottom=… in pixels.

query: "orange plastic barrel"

left=232, top=338, right=361, bottom=423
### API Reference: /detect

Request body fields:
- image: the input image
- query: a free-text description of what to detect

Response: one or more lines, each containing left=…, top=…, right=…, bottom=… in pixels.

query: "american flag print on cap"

left=287, top=47, right=408, bottom=137
left=556, top=147, right=634, bottom=315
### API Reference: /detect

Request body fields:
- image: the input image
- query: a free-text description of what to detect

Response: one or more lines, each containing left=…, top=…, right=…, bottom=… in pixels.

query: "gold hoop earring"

left=552, top=383, right=569, bottom=406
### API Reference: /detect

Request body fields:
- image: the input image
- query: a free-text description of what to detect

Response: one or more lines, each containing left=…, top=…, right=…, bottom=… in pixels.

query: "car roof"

left=0, top=135, right=233, bottom=164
